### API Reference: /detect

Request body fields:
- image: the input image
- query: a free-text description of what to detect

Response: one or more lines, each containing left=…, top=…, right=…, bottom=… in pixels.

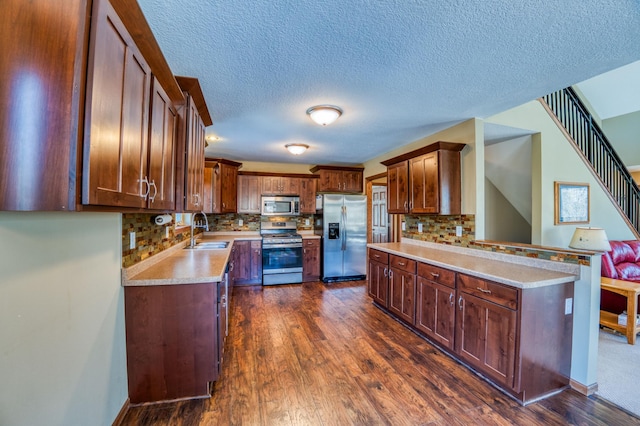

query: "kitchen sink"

left=185, top=241, right=229, bottom=250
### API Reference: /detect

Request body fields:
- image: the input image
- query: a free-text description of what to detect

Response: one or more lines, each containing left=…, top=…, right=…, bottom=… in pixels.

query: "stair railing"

left=541, top=87, right=640, bottom=237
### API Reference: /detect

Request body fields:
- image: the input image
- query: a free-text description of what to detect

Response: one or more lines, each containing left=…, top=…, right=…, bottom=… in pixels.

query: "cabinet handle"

left=149, top=180, right=158, bottom=202
left=409, top=201, right=412, bottom=210
left=374, top=254, right=380, bottom=258
left=343, top=181, right=346, bottom=190
left=430, top=272, right=440, bottom=278
left=458, top=296, right=463, bottom=310
left=449, top=293, right=454, bottom=306
left=476, top=287, right=492, bottom=294
left=222, top=202, right=226, bottom=208
left=229, top=262, right=234, bottom=272
left=307, top=241, right=314, bottom=245
left=398, top=262, right=405, bottom=266
left=139, top=177, right=151, bottom=200
left=389, top=270, right=393, bottom=278
left=404, top=201, right=408, bottom=210
left=383, top=267, right=388, bottom=277
left=338, top=182, right=341, bottom=190
left=304, top=249, right=307, bottom=254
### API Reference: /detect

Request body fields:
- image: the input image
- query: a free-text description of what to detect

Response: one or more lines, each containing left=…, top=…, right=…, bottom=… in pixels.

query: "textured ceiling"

left=137, top=0, right=640, bottom=166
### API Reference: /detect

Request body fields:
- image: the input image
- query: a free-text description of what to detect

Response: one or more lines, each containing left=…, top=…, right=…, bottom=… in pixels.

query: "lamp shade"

left=285, top=143, right=309, bottom=155
left=306, top=105, right=342, bottom=126
left=568, top=227, right=611, bottom=251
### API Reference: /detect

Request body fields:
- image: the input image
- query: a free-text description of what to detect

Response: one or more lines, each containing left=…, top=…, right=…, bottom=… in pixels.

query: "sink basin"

left=185, top=241, right=229, bottom=250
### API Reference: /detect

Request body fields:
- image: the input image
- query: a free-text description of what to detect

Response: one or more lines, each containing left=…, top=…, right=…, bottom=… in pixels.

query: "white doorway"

left=372, top=185, right=388, bottom=243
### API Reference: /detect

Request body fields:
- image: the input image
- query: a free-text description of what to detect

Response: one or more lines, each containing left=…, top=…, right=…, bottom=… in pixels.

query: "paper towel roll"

left=154, top=214, right=172, bottom=226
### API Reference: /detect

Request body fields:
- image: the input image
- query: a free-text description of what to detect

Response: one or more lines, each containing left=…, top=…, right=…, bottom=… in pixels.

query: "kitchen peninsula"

left=367, top=240, right=577, bottom=404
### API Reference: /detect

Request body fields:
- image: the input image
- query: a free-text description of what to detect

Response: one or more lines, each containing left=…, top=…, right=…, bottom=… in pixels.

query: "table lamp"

left=568, top=227, right=611, bottom=252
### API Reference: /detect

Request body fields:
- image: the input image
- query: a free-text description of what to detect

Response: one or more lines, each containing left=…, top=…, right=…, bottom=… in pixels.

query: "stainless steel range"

left=260, top=221, right=303, bottom=285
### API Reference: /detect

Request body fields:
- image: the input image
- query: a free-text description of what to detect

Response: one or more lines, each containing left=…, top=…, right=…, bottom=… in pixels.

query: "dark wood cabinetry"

left=262, top=176, right=299, bottom=195
left=231, top=240, right=262, bottom=285
left=237, top=175, right=261, bottom=214
left=124, top=283, right=219, bottom=403
left=382, top=142, right=464, bottom=215
left=415, top=263, right=456, bottom=350
left=299, top=178, right=317, bottom=214
left=182, top=95, right=206, bottom=211
left=83, top=0, right=152, bottom=209
left=302, top=238, right=321, bottom=282
left=311, top=165, right=364, bottom=193
left=204, top=159, right=240, bottom=214
left=388, top=255, right=417, bottom=324
left=1, top=0, right=90, bottom=211
left=367, top=247, right=574, bottom=404
left=367, top=249, right=390, bottom=307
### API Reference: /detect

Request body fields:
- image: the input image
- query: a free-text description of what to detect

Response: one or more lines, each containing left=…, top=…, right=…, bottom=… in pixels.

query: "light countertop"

left=368, top=242, right=577, bottom=289
left=122, top=233, right=259, bottom=287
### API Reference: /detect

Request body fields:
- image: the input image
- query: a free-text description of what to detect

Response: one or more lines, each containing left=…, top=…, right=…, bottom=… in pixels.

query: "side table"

left=600, top=277, right=640, bottom=345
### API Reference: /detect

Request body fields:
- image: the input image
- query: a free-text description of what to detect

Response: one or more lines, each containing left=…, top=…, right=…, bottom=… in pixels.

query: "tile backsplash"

left=207, top=213, right=315, bottom=232
left=402, top=214, right=476, bottom=246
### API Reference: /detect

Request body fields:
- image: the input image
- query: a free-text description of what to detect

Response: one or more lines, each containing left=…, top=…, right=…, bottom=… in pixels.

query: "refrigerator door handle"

left=341, top=205, right=347, bottom=251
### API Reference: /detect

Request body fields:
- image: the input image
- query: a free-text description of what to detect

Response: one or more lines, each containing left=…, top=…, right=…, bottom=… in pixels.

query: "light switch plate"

left=165, top=227, right=170, bottom=239
left=129, top=232, right=136, bottom=250
left=418, top=223, right=423, bottom=233
left=456, top=225, right=463, bottom=237
left=401, top=222, right=406, bottom=231
left=238, top=219, right=244, bottom=226
left=305, top=219, right=310, bottom=226
left=565, top=298, right=573, bottom=315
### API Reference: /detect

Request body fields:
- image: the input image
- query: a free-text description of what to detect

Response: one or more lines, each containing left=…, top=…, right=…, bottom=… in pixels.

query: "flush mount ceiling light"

left=306, top=105, right=343, bottom=126
left=285, top=143, right=309, bottom=155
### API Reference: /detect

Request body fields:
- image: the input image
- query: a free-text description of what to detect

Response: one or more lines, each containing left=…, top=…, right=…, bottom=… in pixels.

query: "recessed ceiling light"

left=306, top=105, right=343, bottom=126
left=285, top=143, right=309, bottom=155
left=205, top=135, right=219, bottom=142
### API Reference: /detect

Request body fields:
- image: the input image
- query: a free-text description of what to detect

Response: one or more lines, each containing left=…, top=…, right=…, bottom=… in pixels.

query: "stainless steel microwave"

left=261, top=196, right=300, bottom=216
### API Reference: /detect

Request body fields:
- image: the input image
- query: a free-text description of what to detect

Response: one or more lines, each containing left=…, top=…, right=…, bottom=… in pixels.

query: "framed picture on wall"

left=554, top=182, right=590, bottom=225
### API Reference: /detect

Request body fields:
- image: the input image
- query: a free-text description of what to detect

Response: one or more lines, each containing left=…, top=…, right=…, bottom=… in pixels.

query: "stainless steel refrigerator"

left=317, top=194, right=367, bottom=282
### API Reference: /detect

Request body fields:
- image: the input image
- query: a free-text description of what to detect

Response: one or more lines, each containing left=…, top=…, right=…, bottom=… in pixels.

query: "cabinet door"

left=410, top=153, right=438, bottom=214
left=368, top=259, right=389, bottom=307
left=456, top=292, right=517, bottom=388
left=415, top=277, right=456, bottom=350
left=317, top=170, right=341, bottom=192
left=343, top=170, right=363, bottom=193
left=250, top=241, right=263, bottom=283
left=302, top=239, right=321, bottom=282
left=219, top=163, right=238, bottom=213
left=261, top=176, right=279, bottom=194
left=184, top=96, right=205, bottom=211
left=387, top=162, right=409, bottom=214
left=231, top=240, right=251, bottom=284
left=388, top=268, right=416, bottom=324
left=1, top=0, right=88, bottom=211
left=202, top=167, right=213, bottom=213
left=299, top=178, right=317, bottom=214
left=83, top=0, right=151, bottom=208
left=237, top=175, right=261, bottom=214
left=147, top=77, right=177, bottom=210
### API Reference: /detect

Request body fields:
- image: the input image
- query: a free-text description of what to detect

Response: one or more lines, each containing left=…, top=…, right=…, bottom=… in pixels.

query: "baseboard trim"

left=111, top=398, right=130, bottom=426
left=570, top=379, right=598, bottom=396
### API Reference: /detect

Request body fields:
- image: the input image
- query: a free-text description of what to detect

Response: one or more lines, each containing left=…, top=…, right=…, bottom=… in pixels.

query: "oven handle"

left=262, top=243, right=303, bottom=249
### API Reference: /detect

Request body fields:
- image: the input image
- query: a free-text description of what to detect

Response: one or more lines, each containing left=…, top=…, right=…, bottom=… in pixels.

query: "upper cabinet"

left=204, top=159, right=240, bottom=214
left=176, top=77, right=213, bottom=213
left=1, top=0, right=90, bottom=211
left=382, top=142, right=465, bottom=215
left=310, top=165, right=364, bottom=194
left=298, top=178, right=317, bottom=214
left=262, top=176, right=299, bottom=195
left=237, top=174, right=261, bottom=214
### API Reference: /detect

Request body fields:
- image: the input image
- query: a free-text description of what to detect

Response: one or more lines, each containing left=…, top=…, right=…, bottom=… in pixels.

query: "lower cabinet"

left=415, top=263, right=456, bottom=350
left=388, top=255, right=416, bottom=324
left=124, top=281, right=227, bottom=404
left=302, top=238, right=321, bottom=282
left=231, top=240, right=262, bottom=285
left=368, top=249, right=389, bottom=307
left=366, top=248, right=574, bottom=404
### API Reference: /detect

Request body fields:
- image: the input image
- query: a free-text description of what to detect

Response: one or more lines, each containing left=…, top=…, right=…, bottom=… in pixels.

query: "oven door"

left=262, top=243, right=303, bottom=274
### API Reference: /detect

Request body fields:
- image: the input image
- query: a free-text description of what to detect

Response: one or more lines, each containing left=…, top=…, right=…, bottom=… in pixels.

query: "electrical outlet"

left=401, top=221, right=406, bottom=231
left=565, top=298, right=573, bottom=315
left=456, top=225, right=463, bottom=237
left=165, top=226, right=170, bottom=239
left=305, top=219, right=310, bottom=226
left=129, top=232, right=136, bottom=250
left=418, top=223, right=423, bottom=233
left=238, top=219, right=243, bottom=226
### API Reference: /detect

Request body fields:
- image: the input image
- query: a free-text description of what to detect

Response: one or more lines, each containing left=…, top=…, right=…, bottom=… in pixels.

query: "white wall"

left=0, top=212, right=127, bottom=426
left=484, top=178, right=531, bottom=243
left=603, top=110, right=640, bottom=167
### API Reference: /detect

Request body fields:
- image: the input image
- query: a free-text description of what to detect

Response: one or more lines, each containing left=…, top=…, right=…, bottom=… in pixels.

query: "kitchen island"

left=122, top=232, right=258, bottom=404
left=367, top=240, right=577, bottom=404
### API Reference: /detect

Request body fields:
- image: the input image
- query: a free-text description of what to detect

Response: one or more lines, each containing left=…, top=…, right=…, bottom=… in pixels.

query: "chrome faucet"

left=190, top=211, right=209, bottom=248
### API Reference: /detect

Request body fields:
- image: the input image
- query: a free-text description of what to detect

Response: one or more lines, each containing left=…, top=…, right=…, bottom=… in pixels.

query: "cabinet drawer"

left=303, top=238, right=320, bottom=248
left=457, top=274, right=518, bottom=310
left=417, top=263, right=455, bottom=288
left=251, top=240, right=261, bottom=249
left=389, top=255, right=416, bottom=273
left=369, top=249, right=389, bottom=264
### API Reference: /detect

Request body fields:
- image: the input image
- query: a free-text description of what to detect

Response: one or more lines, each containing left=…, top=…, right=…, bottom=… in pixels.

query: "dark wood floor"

left=120, top=280, right=640, bottom=425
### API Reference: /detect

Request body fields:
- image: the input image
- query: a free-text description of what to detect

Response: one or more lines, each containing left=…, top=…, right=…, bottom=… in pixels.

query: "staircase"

left=540, top=87, right=640, bottom=239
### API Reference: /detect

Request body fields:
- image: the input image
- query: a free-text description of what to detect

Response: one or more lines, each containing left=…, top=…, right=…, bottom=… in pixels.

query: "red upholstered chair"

left=601, top=240, right=640, bottom=313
